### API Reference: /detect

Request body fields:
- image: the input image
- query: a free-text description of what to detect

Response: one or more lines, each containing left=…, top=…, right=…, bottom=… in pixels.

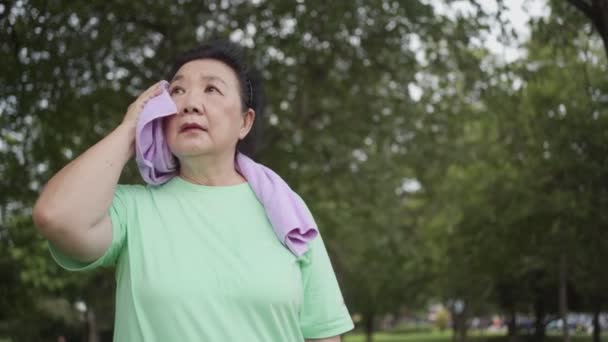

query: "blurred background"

left=1, top=0, right=608, bottom=341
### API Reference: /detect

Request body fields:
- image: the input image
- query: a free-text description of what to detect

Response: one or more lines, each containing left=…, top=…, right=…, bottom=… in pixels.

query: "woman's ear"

left=239, top=108, right=255, bottom=140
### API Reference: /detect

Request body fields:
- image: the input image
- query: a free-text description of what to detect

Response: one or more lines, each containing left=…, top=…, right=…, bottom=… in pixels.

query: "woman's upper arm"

left=46, top=214, right=113, bottom=264
left=299, top=234, right=354, bottom=338
left=47, top=185, right=132, bottom=271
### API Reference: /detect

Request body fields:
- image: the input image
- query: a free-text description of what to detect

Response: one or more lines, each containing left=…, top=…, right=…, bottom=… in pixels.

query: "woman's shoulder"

left=114, top=182, right=162, bottom=197
left=116, top=183, right=148, bottom=192
left=115, top=179, right=184, bottom=196
left=111, top=183, right=173, bottom=211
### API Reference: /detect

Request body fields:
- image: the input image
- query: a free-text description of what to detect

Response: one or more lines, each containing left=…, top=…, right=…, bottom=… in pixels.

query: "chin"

left=174, top=147, right=215, bottom=158
left=168, top=140, right=212, bottom=157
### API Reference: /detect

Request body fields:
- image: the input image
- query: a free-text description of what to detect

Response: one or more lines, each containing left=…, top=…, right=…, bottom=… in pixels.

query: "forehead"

left=171, top=59, right=239, bottom=86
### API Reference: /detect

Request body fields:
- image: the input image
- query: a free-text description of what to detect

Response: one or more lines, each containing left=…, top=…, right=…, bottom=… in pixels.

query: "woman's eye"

left=206, top=86, right=220, bottom=93
left=170, top=87, right=184, bottom=95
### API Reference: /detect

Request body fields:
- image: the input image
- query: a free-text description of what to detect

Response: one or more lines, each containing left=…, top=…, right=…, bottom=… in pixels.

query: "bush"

left=435, top=309, right=450, bottom=331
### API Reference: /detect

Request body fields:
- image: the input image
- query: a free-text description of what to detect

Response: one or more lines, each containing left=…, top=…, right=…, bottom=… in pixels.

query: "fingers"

left=141, top=81, right=165, bottom=101
left=135, top=82, right=165, bottom=109
left=127, top=81, right=166, bottom=115
left=123, top=82, right=168, bottom=127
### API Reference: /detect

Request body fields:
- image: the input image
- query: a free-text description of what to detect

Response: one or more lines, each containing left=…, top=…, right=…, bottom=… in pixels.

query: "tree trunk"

left=534, top=295, right=546, bottom=341
left=507, top=308, right=518, bottom=342
left=452, top=320, right=456, bottom=342
left=559, top=254, right=570, bottom=342
left=86, top=308, right=99, bottom=342
left=591, top=0, right=608, bottom=59
left=450, top=302, right=468, bottom=342
left=593, top=304, right=601, bottom=342
left=364, top=312, right=375, bottom=342
left=567, top=0, right=608, bottom=59
left=458, top=318, right=467, bottom=342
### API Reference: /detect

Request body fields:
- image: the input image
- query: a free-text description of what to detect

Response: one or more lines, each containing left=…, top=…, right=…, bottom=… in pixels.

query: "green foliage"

left=2, top=0, right=608, bottom=340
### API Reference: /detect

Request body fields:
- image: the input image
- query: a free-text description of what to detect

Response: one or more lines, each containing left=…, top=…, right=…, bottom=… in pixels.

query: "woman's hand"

left=121, top=81, right=165, bottom=130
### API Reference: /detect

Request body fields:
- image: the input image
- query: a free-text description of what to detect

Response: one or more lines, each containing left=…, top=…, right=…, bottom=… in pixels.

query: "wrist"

left=115, top=122, right=136, bottom=158
left=117, top=120, right=136, bottom=136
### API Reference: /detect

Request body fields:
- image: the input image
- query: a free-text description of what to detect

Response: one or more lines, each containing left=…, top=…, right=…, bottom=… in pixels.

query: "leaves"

left=3, top=0, right=608, bottom=338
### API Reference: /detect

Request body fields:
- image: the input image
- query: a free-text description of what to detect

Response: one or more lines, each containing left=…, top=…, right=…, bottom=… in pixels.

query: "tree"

left=565, top=0, right=608, bottom=58
left=0, top=0, right=473, bottom=340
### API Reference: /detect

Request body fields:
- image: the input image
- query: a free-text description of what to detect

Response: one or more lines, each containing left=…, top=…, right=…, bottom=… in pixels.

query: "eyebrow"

left=171, top=74, right=228, bottom=87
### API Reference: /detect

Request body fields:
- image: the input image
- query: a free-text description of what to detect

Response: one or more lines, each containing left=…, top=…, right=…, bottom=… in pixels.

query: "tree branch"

left=591, top=0, right=608, bottom=59
left=567, top=0, right=608, bottom=60
left=566, top=0, right=594, bottom=19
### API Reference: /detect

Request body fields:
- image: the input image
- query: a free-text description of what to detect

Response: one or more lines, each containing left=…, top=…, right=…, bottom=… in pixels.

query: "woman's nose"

left=182, top=104, right=202, bottom=115
left=179, top=91, right=204, bottom=115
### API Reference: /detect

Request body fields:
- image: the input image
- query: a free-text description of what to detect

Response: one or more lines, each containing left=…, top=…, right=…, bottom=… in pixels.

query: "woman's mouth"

left=179, top=123, right=207, bottom=133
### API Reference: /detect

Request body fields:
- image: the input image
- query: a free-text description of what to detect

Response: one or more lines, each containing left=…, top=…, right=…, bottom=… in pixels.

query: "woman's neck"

left=178, top=152, right=245, bottom=186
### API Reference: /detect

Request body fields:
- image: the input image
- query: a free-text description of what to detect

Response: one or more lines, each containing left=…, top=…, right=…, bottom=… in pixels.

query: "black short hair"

left=165, top=40, right=265, bottom=157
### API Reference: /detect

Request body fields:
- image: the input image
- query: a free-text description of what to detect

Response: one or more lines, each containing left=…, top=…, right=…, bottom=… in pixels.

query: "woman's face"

left=164, top=59, right=253, bottom=159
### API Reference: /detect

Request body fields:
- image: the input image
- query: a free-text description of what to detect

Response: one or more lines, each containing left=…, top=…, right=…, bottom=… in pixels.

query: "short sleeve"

left=49, top=185, right=131, bottom=271
left=299, top=233, right=354, bottom=339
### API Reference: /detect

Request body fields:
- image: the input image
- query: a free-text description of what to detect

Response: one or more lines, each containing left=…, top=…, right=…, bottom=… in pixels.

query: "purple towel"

left=135, top=81, right=318, bottom=257
left=135, top=81, right=179, bottom=185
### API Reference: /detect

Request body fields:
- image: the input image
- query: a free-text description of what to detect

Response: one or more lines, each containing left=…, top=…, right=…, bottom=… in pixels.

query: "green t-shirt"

left=50, top=177, right=354, bottom=341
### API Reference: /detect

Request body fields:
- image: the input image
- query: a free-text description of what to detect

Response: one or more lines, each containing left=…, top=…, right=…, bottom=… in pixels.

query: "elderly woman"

left=33, top=40, right=354, bottom=341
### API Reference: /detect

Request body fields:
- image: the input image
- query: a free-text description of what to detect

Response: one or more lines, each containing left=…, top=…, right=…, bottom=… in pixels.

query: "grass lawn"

left=343, top=330, right=599, bottom=342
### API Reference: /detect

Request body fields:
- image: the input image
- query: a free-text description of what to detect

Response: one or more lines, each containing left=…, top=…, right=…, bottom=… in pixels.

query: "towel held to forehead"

left=134, top=81, right=317, bottom=257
